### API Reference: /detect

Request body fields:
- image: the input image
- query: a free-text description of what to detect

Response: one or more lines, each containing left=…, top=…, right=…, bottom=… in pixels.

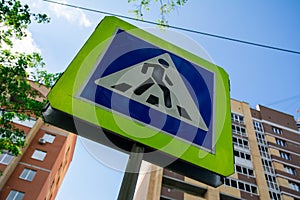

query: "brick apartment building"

left=0, top=82, right=77, bottom=200
left=133, top=99, right=300, bottom=200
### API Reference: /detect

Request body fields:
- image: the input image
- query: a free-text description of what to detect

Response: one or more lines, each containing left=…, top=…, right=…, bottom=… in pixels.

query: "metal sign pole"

left=117, top=143, right=144, bottom=200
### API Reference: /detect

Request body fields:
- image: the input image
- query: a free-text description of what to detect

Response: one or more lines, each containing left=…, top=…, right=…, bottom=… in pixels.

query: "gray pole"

left=117, top=143, right=144, bottom=200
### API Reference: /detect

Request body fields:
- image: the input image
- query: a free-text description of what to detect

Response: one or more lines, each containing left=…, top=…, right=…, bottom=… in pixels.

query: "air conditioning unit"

left=39, top=138, right=46, bottom=144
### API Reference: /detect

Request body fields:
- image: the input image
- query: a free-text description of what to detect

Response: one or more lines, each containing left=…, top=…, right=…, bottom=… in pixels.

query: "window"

left=253, top=120, right=264, bottom=132
left=265, top=174, right=279, bottom=190
left=19, top=168, right=36, bottom=181
left=31, top=150, right=47, bottom=161
left=272, top=127, right=282, bottom=134
left=289, top=181, right=300, bottom=192
left=56, top=177, right=61, bottom=185
left=223, top=177, right=258, bottom=195
left=235, top=164, right=255, bottom=177
left=269, top=192, right=281, bottom=200
left=232, top=136, right=249, bottom=149
left=12, top=116, right=36, bottom=128
left=0, top=151, right=14, bottom=165
left=6, top=190, right=24, bottom=200
left=256, top=132, right=267, bottom=146
left=232, top=124, right=247, bottom=136
left=42, top=133, right=55, bottom=143
left=280, top=151, right=291, bottom=160
left=234, top=150, right=251, bottom=160
left=284, top=165, right=296, bottom=175
left=276, top=138, right=286, bottom=147
left=51, top=180, right=55, bottom=190
left=231, top=113, right=244, bottom=124
left=258, top=146, right=268, bottom=153
left=261, top=159, right=275, bottom=174
left=258, top=146, right=271, bottom=159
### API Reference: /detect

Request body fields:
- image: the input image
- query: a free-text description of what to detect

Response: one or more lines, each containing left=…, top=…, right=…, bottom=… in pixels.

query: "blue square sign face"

left=79, top=29, right=215, bottom=152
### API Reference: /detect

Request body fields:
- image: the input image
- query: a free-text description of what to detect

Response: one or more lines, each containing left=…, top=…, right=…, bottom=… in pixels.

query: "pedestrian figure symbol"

left=94, top=53, right=208, bottom=131
left=134, top=58, right=173, bottom=108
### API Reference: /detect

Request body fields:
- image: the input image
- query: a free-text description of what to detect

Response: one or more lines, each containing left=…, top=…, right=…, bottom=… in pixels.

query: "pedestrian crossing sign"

left=46, top=16, right=233, bottom=178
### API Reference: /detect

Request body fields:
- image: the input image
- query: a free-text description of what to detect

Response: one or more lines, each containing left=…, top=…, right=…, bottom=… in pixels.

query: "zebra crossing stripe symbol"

left=95, top=53, right=208, bottom=131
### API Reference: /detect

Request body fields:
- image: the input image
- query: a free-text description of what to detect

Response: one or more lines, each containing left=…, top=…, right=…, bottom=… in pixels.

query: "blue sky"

left=19, top=0, right=300, bottom=199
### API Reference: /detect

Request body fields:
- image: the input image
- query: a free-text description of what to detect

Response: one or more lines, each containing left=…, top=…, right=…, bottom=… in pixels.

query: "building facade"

left=0, top=83, right=77, bottom=200
left=134, top=99, right=300, bottom=200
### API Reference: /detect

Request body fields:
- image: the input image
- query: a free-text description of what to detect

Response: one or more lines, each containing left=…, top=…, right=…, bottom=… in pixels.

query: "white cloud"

left=10, top=30, right=42, bottom=54
left=24, top=0, right=92, bottom=28
left=0, top=23, right=41, bottom=54
left=48, top=0, right=92, bottom=27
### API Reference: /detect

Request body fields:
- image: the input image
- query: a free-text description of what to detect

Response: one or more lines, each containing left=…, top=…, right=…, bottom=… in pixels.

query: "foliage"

left=0, top=0, right=187, bottom=158
left=128, top=0, right=188, bottom=26
left=0, top=0, right=50, bottom=47
left=0, top=0, right=59, bottom=157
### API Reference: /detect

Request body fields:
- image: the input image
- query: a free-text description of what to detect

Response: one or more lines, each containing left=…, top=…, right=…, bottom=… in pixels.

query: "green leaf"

left=0, top=0, right=55, bottom=160
left=128, top=0, right=188, bottom=27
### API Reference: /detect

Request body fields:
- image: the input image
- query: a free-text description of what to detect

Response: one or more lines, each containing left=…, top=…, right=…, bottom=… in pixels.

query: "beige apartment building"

left=134, top=99, right=300, bottom=200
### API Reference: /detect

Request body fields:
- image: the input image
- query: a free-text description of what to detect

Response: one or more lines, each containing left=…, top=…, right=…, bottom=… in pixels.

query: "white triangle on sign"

left=94, top=53, right=208, bottom=131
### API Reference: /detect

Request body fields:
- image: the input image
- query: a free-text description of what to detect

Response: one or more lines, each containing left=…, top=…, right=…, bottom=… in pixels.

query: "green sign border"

left=47, top=16, right=233, bottom=176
